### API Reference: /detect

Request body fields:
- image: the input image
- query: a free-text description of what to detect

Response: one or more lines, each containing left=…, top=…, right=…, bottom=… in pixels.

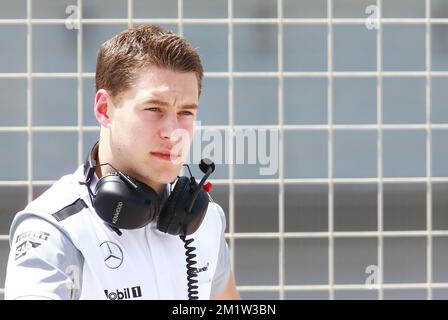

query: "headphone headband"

left=83, top=141, right=99, bottom=185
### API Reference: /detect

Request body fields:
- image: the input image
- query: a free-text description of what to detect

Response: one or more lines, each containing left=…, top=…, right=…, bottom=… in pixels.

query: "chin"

left=152, top=170, right=181, bottom=185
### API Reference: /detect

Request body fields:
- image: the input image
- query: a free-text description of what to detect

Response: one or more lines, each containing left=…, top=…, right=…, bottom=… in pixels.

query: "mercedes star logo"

left=100, top=241, right=123, bottom=269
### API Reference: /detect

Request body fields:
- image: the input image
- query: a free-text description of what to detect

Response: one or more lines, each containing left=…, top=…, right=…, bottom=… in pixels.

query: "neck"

left=148, top=182, right=166, bottom=196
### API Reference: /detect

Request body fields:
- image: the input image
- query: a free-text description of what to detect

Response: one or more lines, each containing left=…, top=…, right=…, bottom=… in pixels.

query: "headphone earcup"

left=93, top=173, right=160, bottom=229
left=157, top=177, right=190, bottom=235
left=183, top=187, right=209, bottom=235
left=157, top=176, right=209, bottom=236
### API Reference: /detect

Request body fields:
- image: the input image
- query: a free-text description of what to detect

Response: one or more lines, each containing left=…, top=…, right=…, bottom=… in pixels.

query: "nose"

left=159, top=110, right=180, bottom=142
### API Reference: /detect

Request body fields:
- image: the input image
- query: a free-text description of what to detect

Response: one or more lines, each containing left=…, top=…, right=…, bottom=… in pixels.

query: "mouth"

left=151, top=151, right=181, bottom=162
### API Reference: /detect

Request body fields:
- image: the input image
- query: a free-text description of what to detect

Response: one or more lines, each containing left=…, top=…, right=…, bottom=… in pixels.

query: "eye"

left=179, top=110, right=195, bottom=116
left=144, top=107, right=161, bottom=112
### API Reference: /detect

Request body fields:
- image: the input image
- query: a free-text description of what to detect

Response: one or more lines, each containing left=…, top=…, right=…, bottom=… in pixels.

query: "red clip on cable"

left=203, top=182, right=213, bottom=193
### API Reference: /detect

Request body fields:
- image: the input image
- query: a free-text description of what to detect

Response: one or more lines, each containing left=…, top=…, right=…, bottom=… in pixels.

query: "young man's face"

left=105, top=66, right=199, bottom=191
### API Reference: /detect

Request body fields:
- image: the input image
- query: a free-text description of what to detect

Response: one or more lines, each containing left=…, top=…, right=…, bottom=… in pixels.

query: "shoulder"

left=207, top=201, right=226, bottom=232
left=9, top=167, right=86, bottom=247
left=6, top=214, right=84, bottom=300
left=10, top=214, right=75, bottom=256
left=24, top=168, right=83, bottom=218
left=192, top=201, right=227, bottom=239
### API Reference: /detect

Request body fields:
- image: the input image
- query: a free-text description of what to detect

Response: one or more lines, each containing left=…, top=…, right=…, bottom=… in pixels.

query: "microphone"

left=197, top=158, right=215, bottom=190
left=186, top=158, right=215, bottom=213
left=198, top=158, right=214, bottom=193
left=199, top=158, right=215, bottom=175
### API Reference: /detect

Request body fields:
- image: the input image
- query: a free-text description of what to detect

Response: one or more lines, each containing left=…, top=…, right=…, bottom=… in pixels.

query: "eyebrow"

left=142, top=98, right=198, bottom=110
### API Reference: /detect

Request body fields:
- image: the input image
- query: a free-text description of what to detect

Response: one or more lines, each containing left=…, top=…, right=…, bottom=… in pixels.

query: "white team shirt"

left=4, top=166, right=230, bottom=300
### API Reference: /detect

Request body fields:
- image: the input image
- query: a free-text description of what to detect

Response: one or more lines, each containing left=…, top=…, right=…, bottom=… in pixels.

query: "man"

left=4, top=25, right=239, bottom=300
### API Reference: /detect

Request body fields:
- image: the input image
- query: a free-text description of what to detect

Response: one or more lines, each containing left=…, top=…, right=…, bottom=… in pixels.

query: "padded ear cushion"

left=157, top=177, right=190, bottom=235
left=93, top=173, right=160, bottom=229
left=183, top=188, right=209, bottom=235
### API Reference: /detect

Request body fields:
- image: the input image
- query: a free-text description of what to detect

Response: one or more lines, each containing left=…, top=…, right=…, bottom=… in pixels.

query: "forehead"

left=131, top=66, right=199, bottom=102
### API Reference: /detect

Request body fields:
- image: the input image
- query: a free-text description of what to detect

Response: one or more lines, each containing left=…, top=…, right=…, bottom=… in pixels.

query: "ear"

left=94, top=89, right=112, bottom=128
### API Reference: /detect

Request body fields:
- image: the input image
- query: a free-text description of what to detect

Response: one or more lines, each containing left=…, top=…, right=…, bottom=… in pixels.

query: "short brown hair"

left=95, top=24, right=204, bottom=100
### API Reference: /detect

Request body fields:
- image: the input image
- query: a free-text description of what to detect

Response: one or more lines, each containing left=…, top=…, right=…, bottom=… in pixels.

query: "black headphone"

left=82, top=141, right=215, bottom=236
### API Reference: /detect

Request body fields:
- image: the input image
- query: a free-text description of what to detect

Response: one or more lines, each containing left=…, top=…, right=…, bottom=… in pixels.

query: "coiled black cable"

left=179, top=235, right=199, bottom=300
